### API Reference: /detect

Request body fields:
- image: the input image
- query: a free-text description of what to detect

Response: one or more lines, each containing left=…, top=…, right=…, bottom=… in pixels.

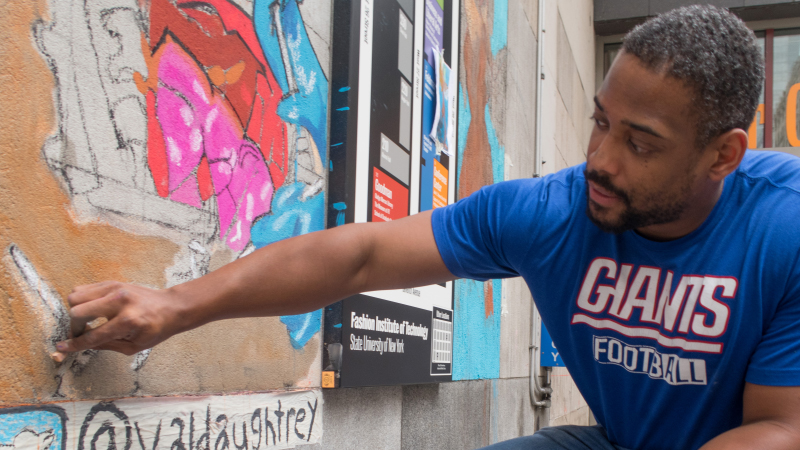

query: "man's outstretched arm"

left=56, top=210, right=455, bottom=356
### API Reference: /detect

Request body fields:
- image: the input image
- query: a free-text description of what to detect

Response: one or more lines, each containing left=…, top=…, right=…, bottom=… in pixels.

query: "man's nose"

left=588, top=133, right=623, bottom=177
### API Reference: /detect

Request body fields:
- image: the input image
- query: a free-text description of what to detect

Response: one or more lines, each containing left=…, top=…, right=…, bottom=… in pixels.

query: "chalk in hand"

left=51, top=351, right=66, bottom=363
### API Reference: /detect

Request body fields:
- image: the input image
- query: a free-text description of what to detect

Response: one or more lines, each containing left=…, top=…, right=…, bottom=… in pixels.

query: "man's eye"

left=629, top=140, right=647, bottom=154
left=591, top=116, right=608, bottom=129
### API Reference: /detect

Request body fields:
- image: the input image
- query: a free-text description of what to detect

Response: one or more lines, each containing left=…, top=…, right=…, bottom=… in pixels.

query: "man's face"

left=586, top=51, right=707, bottom=235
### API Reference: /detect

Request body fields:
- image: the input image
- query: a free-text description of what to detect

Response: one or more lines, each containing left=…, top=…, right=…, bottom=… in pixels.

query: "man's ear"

left=706, top=128, right=748, bottom=182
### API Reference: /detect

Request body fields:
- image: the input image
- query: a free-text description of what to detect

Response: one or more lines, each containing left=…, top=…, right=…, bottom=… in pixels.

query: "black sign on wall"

left=323, top=0, right=460, bottom=387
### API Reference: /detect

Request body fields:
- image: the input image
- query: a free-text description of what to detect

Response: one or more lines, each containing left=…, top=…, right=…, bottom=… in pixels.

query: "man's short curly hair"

left=622, top=5, right=764, bottom=148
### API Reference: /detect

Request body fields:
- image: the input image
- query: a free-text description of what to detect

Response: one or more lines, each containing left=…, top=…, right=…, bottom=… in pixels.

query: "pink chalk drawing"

left=151, top=38, right=274, bottom=251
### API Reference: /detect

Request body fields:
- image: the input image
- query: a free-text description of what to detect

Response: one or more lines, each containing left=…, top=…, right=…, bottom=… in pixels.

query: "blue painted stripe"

left=491, top=0, right=509, bottom=56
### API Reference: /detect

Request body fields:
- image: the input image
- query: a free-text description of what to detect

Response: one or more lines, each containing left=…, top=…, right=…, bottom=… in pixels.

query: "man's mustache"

left=584, top=170, right=631, bottom=205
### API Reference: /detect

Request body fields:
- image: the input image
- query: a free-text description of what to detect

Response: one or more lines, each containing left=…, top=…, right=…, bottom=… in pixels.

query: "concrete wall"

left=538, top=0, right=597, bottom=427
left=310, top=378, right=538, bottom=450
left=451, top=0, right=509, bottom=382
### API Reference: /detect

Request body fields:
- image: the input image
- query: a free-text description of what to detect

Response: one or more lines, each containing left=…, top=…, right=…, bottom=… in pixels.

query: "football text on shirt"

left=572, top=258, right=738, bottom=354
left=593, top=336, right=708, bottom=385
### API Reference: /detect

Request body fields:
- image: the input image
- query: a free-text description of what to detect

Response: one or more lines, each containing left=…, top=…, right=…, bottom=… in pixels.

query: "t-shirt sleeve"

left=431, top=183, right=520, bottom=280
left=430, top=177, right=567, bottom=281
left=746, top=265, right=800, bottom=386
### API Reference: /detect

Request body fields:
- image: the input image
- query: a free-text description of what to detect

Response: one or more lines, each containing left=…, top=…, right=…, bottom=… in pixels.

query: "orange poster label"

left=321, top=371, right=336, bottom=388
left=432, top=159, right=449, bottom=209
left=747, top=103, right=764, bottom=149
left=372, top=167, right=409, bottom=222
left=787, top=83, right=800, bottom=148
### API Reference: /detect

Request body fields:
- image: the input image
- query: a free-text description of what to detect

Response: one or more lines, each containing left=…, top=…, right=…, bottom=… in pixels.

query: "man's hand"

left=700, top=383, right=800, bottom=449
left=56, top=281, right=186, bottom=356
left=54, top=210, right=455, bottom=356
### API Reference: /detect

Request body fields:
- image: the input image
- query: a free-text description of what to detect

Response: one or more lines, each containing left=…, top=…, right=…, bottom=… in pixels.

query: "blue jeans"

left=479, top=425, right=630, bottom=450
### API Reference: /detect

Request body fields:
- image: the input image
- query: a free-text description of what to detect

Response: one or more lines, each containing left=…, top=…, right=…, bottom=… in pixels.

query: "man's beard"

left=584, top=169, right=691, bottom=235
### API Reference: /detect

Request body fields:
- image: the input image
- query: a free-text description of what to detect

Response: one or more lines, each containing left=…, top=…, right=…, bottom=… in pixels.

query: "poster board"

left=324, top=0, right=460, bottom=387
left=541, top=324, right=565, bottom=367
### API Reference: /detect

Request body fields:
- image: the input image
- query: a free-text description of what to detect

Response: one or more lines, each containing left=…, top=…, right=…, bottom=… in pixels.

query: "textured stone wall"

left=451, top=0, right=508, bottom=382
left=539, top=0, right=597, bottom=427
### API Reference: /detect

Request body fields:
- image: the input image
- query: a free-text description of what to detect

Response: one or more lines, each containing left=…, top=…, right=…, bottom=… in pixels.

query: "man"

left=55, top=5, right=800, bottom=450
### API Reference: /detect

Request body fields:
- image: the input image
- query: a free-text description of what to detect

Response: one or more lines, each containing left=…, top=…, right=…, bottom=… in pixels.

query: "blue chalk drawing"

left=330, top=142, right=343, bottom=147
left=251, top=181, right=325, bottom=349
left=452, top=278, right=502, bottom=380
left=332, top=202, right=347, bottom=227
left=251, top=0, right=329, bottom=348
left=0, top=408, right=65, bottom=450
left=338, top=86, right=350, bottom=92
left=491, top=0, right=509, bottom=56
left=456, top=83, right=471, bottom=184
left=336, top=107, right=350, bottom=111
left=451, top=108, right=504, bottom=378
left=280, top=309, right=323, bottom=349
left=485, top=104, right=505, bottom=183
left=254, top=0, right=329, bottom=162
left=252, top=182, right=325, bottom=246
left=452, top=85, right=505, bottom=380
left=333, top=323, right=342, bottom=328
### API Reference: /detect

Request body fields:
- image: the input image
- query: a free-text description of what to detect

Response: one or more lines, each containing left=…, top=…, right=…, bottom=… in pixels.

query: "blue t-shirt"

left=431, top=151, right=800, bottom=450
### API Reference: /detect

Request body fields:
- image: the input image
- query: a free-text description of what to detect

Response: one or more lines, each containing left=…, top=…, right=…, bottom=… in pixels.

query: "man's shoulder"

left=475, top=164, right=588, bottom=230
left=542, top=163, right=588, bottom=190
left=731, top=151, right=800, bottom=261
left=737, top=151, right=800, bottom=196
left=487, top=163, right=587, bottom=200
left=483, top=165, right=590, bottom=246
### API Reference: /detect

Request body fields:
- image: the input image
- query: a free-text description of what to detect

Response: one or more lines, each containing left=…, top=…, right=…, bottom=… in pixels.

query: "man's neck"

left=635, top=180, right=724, bottom=242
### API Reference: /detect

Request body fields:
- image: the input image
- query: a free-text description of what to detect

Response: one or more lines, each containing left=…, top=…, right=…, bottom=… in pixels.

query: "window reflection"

left=603, top=43, right=622, bottom=78
left=773, top=29, right=800, bottom=149
left=747, top=33, right=765, bottom=150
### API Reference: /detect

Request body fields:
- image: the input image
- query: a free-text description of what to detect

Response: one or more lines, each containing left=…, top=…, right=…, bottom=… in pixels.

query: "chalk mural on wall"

left=0, top=390, right=322, bottom=450
left=4, top=243, right=159, bottom=398
left=0, top=407, right=65, bottom=450
left=28, top=0, right=328, bottom=368
left=6, top=245, right=99, bottom=399
left=452, top=0, right=507, bottom=381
